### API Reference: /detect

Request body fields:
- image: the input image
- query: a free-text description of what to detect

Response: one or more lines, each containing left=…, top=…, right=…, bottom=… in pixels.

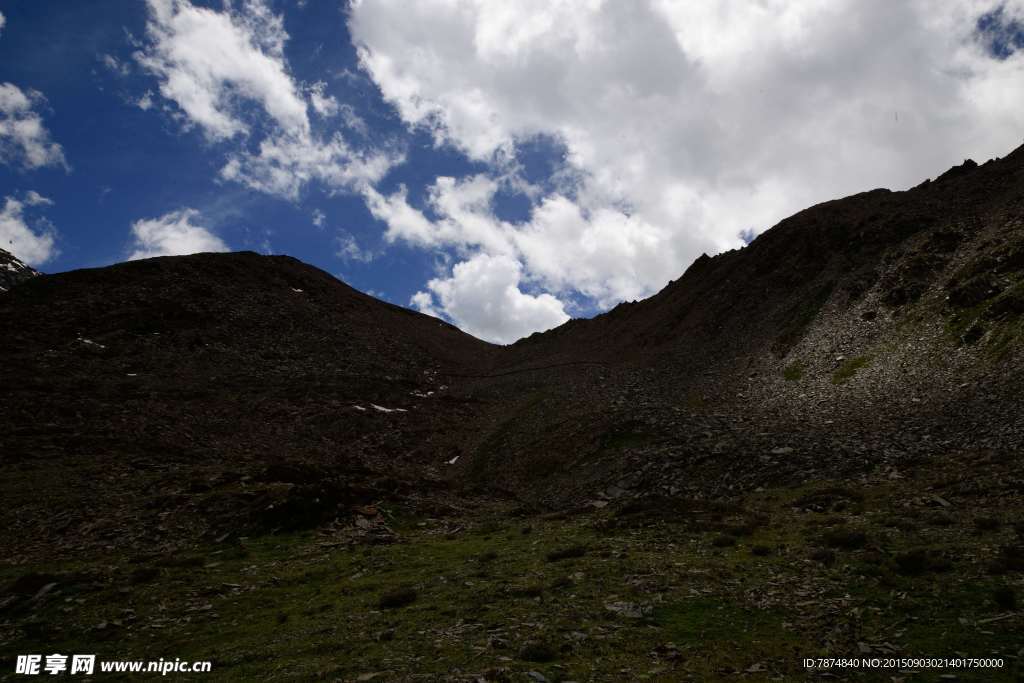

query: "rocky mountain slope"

left=0, top=247, right=40, bottom=292
left=472, top=145, right=1024, bottom=504
left=2, top=147, right=1023, bottom=681
left=2, top=147, right=1023, bottom=558
left=0, top=252, right=497, bottom=560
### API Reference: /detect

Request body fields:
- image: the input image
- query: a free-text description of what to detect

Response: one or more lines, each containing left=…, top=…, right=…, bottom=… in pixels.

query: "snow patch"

left=446, top=455, right=460, bottom=465
left=371, top=404, right=407, bottom=413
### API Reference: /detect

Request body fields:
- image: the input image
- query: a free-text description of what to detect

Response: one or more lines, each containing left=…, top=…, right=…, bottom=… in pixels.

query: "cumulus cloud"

left=0, top=83, right=69, bottom=170
left=128, top=208, right=229, bottom=260
left=311, top=208, right=325, bottom=228
left=366, top=174, right=674, bottom=307
left=136, top=0, right=307, bottom=140
left=0, top=11, right=6, bottom=37
left=350, top=0, right=1024, bottom=339
left=220, top=130, right=395, bottom=200
left=24, top=190, right=53, bottom=207
left=137, top=0, right=399, bottom=199
left=308, top=81, right=340, bottom=118
left=410, top=253, right=569, bottom=344
left=0, top=195, right=57, bottom=265
left=336, top=230, right=373, bottom=263
left=102, top=54, right=131, bottom=76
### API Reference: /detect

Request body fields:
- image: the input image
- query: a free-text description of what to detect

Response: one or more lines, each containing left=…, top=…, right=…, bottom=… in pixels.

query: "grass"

left=3, top=468, right=1023, bottom=681
left=831, top=355, right=872, bottom=384
left=783, top=362, right=804, bottom=381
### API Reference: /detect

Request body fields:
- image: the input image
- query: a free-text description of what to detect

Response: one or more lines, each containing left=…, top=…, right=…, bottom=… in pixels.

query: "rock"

left=0, top=248, right=40, bottom=291
left=770, top=447, right=794, bottom=455
left=378, top=587, right=417, bottom=609
left=519, top=641, right=557, bottom=662
left=130, top=567, right=159, bottom=584
left=605, top=601, right=652, bottom=619
left=526, top=672, right=549, bottom=683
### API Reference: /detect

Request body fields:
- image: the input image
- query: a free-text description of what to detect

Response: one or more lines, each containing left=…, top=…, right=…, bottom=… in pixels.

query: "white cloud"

left=0, top=11, right=6, bottom=37
left=136, top=0, right=307, bottom=140
left=411, top=253, right=569, bottom=344
left=0, top=83, right=68, bottom=170
left=102, top=54, right=131, bottom=76
left=350, top=0, right=1024, bottom=338
left=128, top=208, right=229, bottom=260
left=136, top=91, right=155, bottom=111
left=364, top=173, right=677, bottom=313
left=336, top=230, right=373, bottom=263
left=308, top=81, right=339, bottom=117
left=138, top=0, right=399, bottom=199
left=0, top=196, right=57, bottom=265
left=311, top=208, right=325, bottom=228
left=219, top=130, right=397, bottom=200
left=24, top=190, right=53, bottom=207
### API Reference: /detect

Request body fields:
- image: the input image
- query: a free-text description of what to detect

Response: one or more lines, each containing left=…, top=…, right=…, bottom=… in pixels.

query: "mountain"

left=471, top=145, right=1024, bottom=504
left=2, top=147, right=1023, bottom=680
left=2, top=148, right=1023, bottom=557
left=0, top=247, right=40, bottom=292
left=0, top=251, right=497, bottom=557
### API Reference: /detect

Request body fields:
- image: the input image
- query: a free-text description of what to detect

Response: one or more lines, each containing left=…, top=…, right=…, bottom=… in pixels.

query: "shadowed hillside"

left=1, top=147, right=1022, bottom=681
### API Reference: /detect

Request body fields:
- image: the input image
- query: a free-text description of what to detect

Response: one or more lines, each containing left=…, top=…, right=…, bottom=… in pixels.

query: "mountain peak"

left=0, top=248, right=40, bottom=293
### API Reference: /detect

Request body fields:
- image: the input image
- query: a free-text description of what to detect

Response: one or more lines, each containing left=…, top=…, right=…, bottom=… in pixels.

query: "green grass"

left=783, top=362, right=804, bottom=381
left=831, top=355, right=872, bottom=384
left=4, top=471, right=1022, bottom=681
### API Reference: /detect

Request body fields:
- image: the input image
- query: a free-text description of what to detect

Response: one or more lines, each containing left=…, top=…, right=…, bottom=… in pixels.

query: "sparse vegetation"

left=783, top=361, right=804, bottom=381
left=3, top=467, right=1022, bottom=681
left=831, top=355, right=871, bottom=384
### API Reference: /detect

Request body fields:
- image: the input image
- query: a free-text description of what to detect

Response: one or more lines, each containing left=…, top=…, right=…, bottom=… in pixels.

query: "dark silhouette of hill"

left=467, top=145, right=1024, bottom=504
left=0, top=252, right=497, bottom=558
left=1, top=145, right=1023, bottom=559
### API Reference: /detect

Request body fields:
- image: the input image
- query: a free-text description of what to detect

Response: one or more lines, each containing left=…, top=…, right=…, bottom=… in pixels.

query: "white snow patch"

left=371, top=404, right=407, bottom=413
left=291, top=288, right=304, bottom=293
left=352, top=405, right=367, bottom=411
left=76, top=337, right=106, bottom=349
left=446, top=455, right=460, bottom=465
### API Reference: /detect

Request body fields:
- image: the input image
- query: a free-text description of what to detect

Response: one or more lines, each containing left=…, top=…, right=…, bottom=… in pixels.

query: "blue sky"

left=1, top=1, right=1022, bottom=343
left=0, top=1, right=485, bottom=310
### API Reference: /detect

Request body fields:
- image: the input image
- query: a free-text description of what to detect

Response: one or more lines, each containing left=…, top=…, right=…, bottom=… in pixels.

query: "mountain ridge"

left=1, top=142, right=1022, bottom=556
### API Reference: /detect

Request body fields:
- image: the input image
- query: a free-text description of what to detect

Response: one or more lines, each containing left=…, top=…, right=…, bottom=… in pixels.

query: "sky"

left=1, top=0, right=1023, bottom=344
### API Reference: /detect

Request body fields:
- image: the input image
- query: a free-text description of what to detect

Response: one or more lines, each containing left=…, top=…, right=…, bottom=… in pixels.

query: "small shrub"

left=974, top=517, right=1001, bottom=532
left=546, top=545, right=586, bottom=562
left=712, top=535, right=737, bottom=548
left=822, top=528, right=868, bottom=550
left=894, top=550, right=952, bottom=576
left=993, top=586, right=1017, bottom=610
left=783, top=363, right=804, bottom=381
left=518, top=641, right=557, bottom=662
left=809, top=549, right=836, bottom=565
left=379, top=587, right=417, bottom=609
left=832, top=356, right=871, bottom=384
left=550, top=576, right=573, bottom=590
left=513, top=584, right=544, bottom=599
